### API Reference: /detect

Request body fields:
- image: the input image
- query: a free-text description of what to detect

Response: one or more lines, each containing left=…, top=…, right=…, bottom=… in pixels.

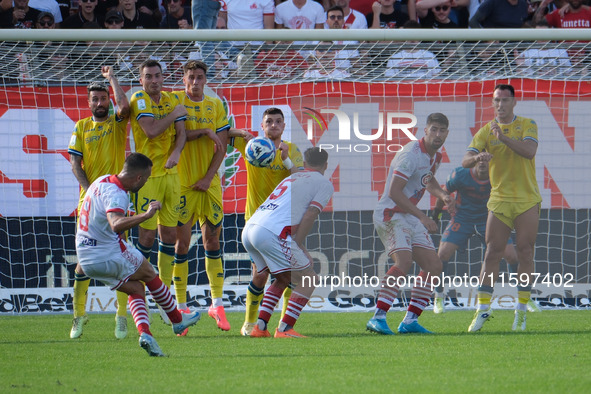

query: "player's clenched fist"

left=475, top=151, right=493, bottom=163
left=145, top=201, right=162, bottom=218
left=101, top=66, right=114, bottom=80
left=490, top=121, right=504, bottom=139
left=278, top=141, right=290, bottom=160
left=172, top=104, right=188, bottom=118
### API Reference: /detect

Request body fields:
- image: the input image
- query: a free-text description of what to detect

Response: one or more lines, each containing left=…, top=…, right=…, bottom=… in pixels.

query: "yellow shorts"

left=488, top=200, right=541, bottom=229
left=134, top=173, right=180, bottom=230
left=178, top=179, right=223, bottom=227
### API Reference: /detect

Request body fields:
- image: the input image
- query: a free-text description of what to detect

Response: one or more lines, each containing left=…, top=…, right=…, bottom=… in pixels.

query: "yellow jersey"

left=233, top=137, right=304, bottom=221
left=468, top=116, right=541, bottom=204
left=130, top=90, right=184, bottom=178
left=173, top=91, right=230, bottom=188
left=67, top=114, right=127, bottom=198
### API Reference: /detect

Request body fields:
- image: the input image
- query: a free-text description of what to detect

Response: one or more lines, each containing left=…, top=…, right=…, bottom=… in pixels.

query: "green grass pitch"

left=1, top=310, right=589, bottom=393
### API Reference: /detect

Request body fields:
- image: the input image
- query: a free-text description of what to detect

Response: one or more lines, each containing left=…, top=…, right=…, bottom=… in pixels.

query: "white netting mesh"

left=1, top=39, right=591, bottom=86
left=0, top=30, right=589, bottom=309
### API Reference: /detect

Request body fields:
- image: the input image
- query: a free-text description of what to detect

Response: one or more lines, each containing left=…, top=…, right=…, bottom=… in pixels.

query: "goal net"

left=0, top=29, right=590, bottom=313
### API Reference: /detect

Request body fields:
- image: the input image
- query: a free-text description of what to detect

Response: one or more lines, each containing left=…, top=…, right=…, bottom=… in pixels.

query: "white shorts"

left=79, top=242, right=144, bottom=290
left=242, top=222, right=311, bottom=275
left=374, top=212, right=435, bottom=255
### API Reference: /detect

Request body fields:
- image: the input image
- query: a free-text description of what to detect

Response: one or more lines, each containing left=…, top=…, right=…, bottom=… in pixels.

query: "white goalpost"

left=0, top=28, right=590, bottom=314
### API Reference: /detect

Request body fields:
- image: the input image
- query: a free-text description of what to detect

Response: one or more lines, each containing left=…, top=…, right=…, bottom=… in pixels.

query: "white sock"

left=212, top=298, right=223, bottom=308
left=278, top=321, right=289, bottom=332
left=402, top=311, right=418, bottom=324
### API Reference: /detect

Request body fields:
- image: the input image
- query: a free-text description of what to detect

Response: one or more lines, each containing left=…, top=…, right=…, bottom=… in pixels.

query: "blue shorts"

left=441, top=216, right=513, bottom=251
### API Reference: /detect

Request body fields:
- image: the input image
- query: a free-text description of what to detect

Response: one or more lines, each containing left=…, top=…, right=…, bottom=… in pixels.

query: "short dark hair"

left=494, top=84, right=515, bottom=97
left=327, top=5, right=344, bottom=16
left=184, top=59, right=208, bottom=75
left=305, top=147, right=328, bottom=167
left=139, top=59, right=163, bottom=75
left=87, top=82, right=109, bottom=98
left=426, top=113, right=449, bottom=128
left=124, top=153, right=153, bottom=173
left=262, top=107, right=284, bottom=120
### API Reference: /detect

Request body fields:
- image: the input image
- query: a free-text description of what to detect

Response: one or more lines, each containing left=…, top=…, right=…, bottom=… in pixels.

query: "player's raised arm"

left=102, top=66, right=129, bottom=120
left=138, top=104, right=188, bottom=140
left=278, top=141, right=300, bottom=174
left=490, top=121, right=538, bottom=160
left=228, top=127, right=255, bottom=141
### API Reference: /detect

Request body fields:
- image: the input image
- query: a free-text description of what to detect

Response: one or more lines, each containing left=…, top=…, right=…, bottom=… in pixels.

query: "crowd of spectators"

left=2, top=0, right=588, bottom=30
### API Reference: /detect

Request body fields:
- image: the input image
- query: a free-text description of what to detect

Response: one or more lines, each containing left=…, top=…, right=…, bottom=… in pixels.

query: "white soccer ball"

left=245, top=136, right=276, bottom=168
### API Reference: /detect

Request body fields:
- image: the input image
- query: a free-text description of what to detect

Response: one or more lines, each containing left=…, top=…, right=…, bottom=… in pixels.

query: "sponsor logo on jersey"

left=421, top=171, right=433, bottom=187
left=78, top=236, right=97, bottom=247
left=260, top=202, right=279, bottom=211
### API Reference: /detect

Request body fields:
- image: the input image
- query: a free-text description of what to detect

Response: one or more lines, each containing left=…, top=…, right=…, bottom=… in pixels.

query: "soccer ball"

left=245, top=136, right=276, bottom=167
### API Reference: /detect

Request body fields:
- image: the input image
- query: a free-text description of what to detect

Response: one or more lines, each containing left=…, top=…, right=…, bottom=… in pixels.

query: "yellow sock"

left=245, top=281, right=265, bottom=324
left=279, top=287, right=292, bottom=321
left=205, top=249, right=224, bottom=299
left=518, top=287, right=531, bottom=310
left=477, top=293, right=492, bottom=306
left=173, top=254, right=189, bottom=305
left=73, top=272, right=90, bottom=318
left=115, top=290, right=128, bottom=317
left=158, top=241, right=175, bottom=288
left=477, top=285, right=494, bottom=310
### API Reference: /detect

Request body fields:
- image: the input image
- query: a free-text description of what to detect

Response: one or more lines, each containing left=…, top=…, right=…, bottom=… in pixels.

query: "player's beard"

left=92, top=106, right=108, bottom=119
left=432, top=139, right=444, bottom=151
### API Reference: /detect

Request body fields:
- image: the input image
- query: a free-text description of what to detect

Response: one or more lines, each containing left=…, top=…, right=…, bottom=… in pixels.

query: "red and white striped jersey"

left=75, top=174, right=130, bottom=264
left=374, top=138, right=442, bottom=222
left=248, top=170, right=334, bottom=238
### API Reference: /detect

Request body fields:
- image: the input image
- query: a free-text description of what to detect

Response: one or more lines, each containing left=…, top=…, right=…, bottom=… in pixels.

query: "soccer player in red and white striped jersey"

left=242, top=147, right=333, bottom=338
left=75, top=153, right=200, bottom=356
left=368, top=113, right=455, bottom=335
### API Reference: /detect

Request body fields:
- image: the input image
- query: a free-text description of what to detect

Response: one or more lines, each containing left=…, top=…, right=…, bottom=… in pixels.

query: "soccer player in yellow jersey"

left=463, top=84, right=542, bottom=332
left=67, top=66, right=131, bottom=339
left=229, top=107, right=304, bottom=336
left=173, top=60, right=231, bottom=333
left=129, top=59, right=188, bottom=324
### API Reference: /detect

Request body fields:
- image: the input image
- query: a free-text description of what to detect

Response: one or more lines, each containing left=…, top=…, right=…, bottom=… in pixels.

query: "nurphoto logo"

left=305, top=107, right=418, bottom=153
